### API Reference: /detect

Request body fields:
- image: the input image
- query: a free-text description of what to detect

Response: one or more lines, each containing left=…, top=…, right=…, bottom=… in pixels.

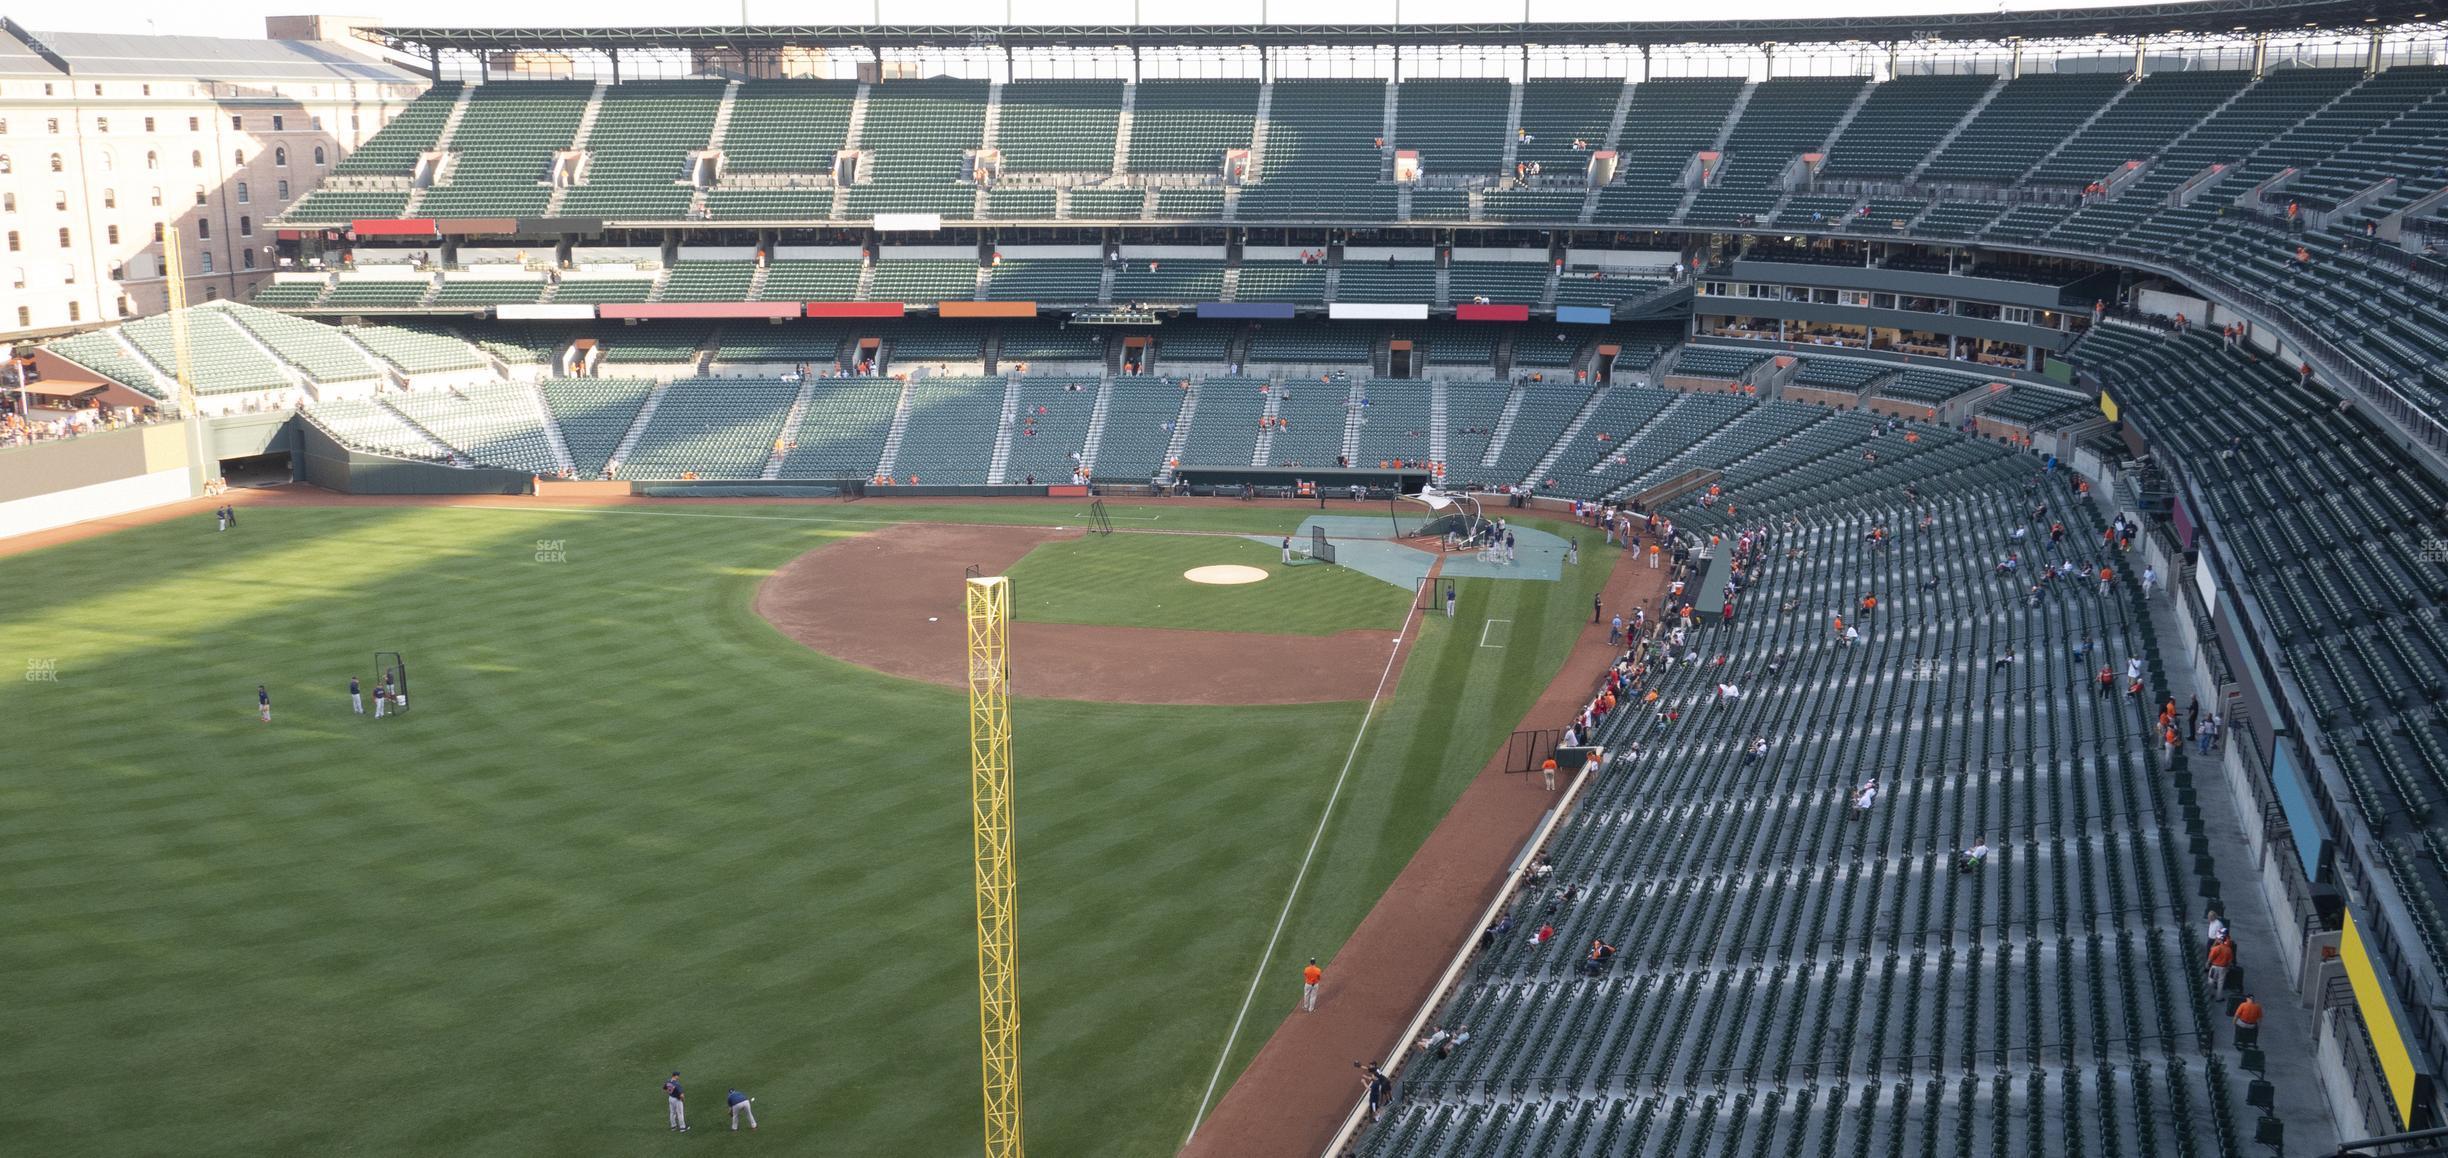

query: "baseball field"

left=0, top=495, right=1609, bottom=1156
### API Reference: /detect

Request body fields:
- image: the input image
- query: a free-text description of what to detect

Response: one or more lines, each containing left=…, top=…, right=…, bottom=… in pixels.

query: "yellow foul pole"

left=160, top=220, right=195, bottom=414
left=160, top=219, right=208, bottom=488
left=965, top=576, right=1023, bottom=1158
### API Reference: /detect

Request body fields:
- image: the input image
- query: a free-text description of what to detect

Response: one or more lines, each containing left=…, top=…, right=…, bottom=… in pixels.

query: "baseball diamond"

left=4, top=5, right=2435, bottom=1155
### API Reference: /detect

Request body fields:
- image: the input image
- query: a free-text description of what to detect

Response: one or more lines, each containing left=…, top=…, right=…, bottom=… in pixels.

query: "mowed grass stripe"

left=1, top=503, right=1433, bottom=1158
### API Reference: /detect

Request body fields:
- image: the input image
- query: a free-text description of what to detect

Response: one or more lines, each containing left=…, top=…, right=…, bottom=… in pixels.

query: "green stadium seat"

left=419, top=80, right=595, bottom=218
left=540, top=377, right=655, bottom=476
left=998, top=80, right=1122, bottom=173
left=562, top=80, right=724, bottom=219
left=615, top=378, right=796, bottom=478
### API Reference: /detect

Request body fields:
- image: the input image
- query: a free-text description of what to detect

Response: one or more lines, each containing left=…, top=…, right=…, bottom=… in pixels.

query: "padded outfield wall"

left=0, top=424, right=198, bottom=539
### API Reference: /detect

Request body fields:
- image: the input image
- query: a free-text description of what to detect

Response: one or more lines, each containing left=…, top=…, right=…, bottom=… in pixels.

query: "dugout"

left=1168, top=465, right=1433, bottom=499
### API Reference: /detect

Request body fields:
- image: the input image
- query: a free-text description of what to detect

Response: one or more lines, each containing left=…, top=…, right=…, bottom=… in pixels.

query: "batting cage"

left=1414, top=576, right=1458, bottom=612
left=1309, top=525, right=1338, bottom=565
left=374, top=651, right=410, bottom=713
left=1401, top=487, right=1487, bottom=548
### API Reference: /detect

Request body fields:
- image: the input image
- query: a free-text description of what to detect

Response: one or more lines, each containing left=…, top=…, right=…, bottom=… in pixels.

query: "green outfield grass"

left=0, top=501, right=1614, bottom=1157
left=1003, top=531, right=1410, bottom=635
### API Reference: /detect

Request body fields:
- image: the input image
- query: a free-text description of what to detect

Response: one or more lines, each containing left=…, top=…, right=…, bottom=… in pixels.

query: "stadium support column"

left=2132, top=37, right=2147, bottom=81
left=2252, top=34, right=2268, bottom=79
left=2010, top=38, right=2023, bottom=80
left=965, top=577, right=1024, bottom=1158
left=2366, top=31, right=2384, bottom=76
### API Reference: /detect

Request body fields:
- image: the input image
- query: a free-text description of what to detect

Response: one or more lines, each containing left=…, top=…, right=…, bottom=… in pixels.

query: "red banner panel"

left=1045, top=485, right=1090, bottom=497
left=598, top=302, right=803, bottom=320
left=1456, top=303, right=1531, bottom=322
left=936, top=300, right=1036, bottom=318
left=804, top=302, right=908, bottom=318
left=350, top=218, right=438, bottom=236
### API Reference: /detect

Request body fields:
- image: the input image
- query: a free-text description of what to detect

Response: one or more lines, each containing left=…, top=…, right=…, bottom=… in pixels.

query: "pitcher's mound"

left=1184, top=564, right=1270, bottom=585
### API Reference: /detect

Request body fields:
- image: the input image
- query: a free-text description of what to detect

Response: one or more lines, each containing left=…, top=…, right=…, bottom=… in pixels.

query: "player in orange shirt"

left=1301, top=958, right=1324, bottom=1012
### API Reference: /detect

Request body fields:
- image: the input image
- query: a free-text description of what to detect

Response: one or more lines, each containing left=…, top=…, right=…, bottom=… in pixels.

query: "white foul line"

left=1181, top=593, right=1426, bottom=1146
left=1479, top=618, right=1512, bottom=648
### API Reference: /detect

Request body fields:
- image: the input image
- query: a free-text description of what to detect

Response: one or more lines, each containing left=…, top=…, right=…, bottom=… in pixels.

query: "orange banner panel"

left=936, top=301, right=1037, bottom=318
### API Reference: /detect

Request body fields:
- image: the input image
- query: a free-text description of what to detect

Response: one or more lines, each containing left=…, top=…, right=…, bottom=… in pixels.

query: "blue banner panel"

left=1556, top=306, right=1613, bottom=326
left=2269, top=743, right=2329, bottom=881
left=1196, top=302, right=1297, bottom=320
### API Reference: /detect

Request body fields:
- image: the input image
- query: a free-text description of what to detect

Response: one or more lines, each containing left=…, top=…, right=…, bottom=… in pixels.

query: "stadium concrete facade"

left=0, top=17, right=427, bottom=342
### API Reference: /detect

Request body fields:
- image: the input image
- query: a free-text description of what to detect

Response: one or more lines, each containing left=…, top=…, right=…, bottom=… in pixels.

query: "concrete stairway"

left=761, top=375, right=817, bottom=480
left=985, top=374, right=1024, bottom=484
left=872, top=377, right=916, bottom=480
left=603, top=380, right=668, bottom=477
left=530, top=381, right=577, bottom=475
left=1481, top=385, right=1528, bottom=468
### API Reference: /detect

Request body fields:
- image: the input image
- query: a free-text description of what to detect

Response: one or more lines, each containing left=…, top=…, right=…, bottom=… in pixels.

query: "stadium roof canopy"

left=360, top=0, right=2439, bottom=56
left=0, top=21, right=422, bottom=82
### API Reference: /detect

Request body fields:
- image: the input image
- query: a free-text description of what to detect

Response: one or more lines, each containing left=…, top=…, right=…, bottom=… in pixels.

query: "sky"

left=34, top=0, right=2163, bottom=40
